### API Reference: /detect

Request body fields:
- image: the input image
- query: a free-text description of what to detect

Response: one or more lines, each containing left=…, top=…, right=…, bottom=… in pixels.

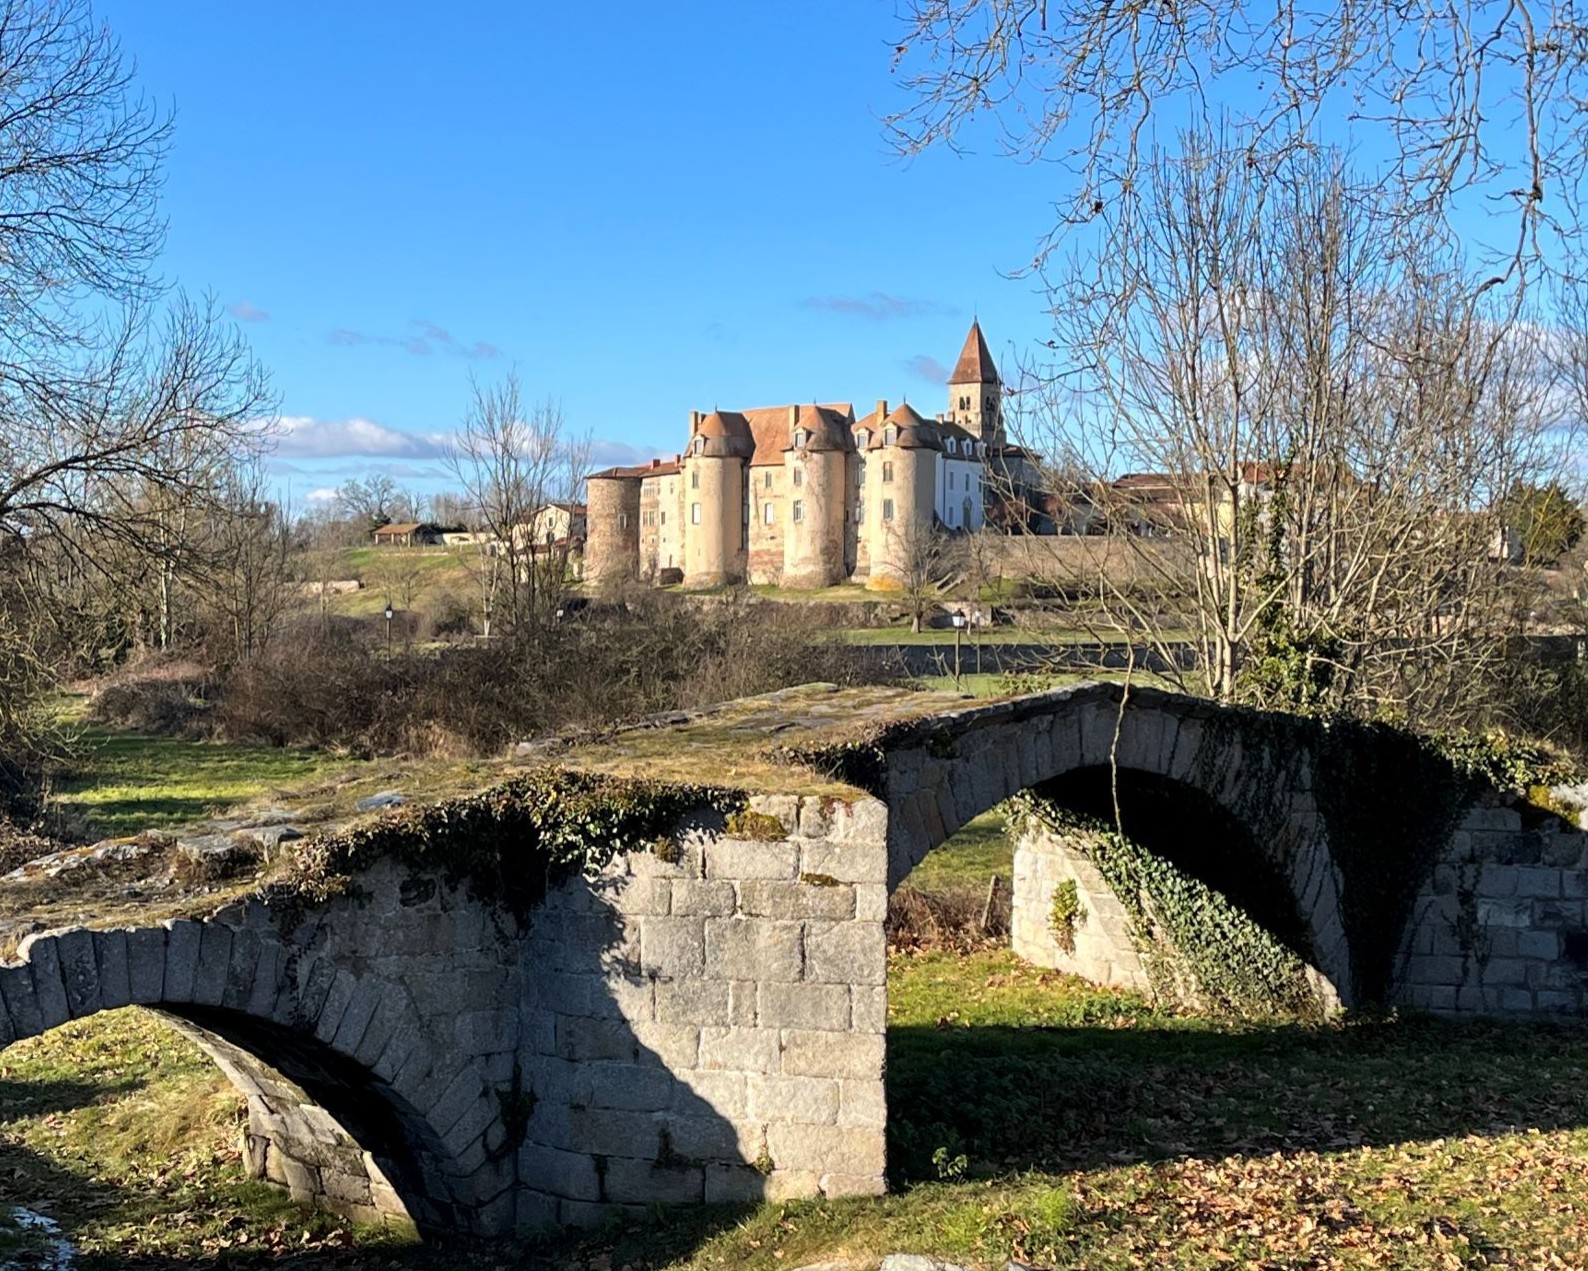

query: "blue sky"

left=94, top=1, right=1066, bottom=504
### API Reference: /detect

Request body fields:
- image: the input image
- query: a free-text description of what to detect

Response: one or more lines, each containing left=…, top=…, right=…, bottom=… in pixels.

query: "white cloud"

left=588, top=439, right=671, bottom=467
left=229, top=300, right=270, bottom=323
left=268, top=415, right=446, bottom=460
left=305, top=487, right=340, bottom=503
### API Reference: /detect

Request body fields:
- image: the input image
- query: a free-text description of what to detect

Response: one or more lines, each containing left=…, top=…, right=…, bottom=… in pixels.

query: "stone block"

left=0, top=965, right=42, bottom=1038
left=629, top=1021, right=702, bottom=1067
left=311, top=967, right=356, bottom=1043
left=767, top=1123, right=885, bottom=1177
left=1476, top=900, right=1531, bottom=928
left=729, top=980, right=758, bottom=1026
left=608, top=876, right=671, bottom=917
left=850, top=986, right=887, bottom=1032
left=161, top=919, right=203, bottom=1003
left=192, top=922, right=233, bottom=1008
left=602, top=1156, right=704, bottom=1206
left=1565, top=871, right=1588, bottom=900
left=831, top=799, right=888, bottom=845
left=821, top=1171, right=886, bottom=1198
left=656, top=979, right=731, bottom=1026
left=795, top=797, right=832, bottom=839
left=668, top=1112, right=753, bottom=1160
left=763, top=1169, right=822, bottom=1200
left=758, top=982, right=849, bottom=1031
left=674, top=1069, right=749, bottom=1120
left=124, top=926, right=166, bottom=1004
left=704, top=919, right=803, bottom=982
left=244, top=941, right=285, bottom=1019
left=1403, top=954, right=1466, bottom=987
left=22, top=937, right=68, bottom=1029
left=332, top=979, right=384, bottom=1055
left=557, top=1016, right=639, bottom=1063
left=1499, top=987, right=1535, bottom=1013
left=706, top=840, right=798, bottom=881
left=739, top=880, right=855, bottom=921
left=90, top=930, right=132, bottom=1012
left=669, top=880, right=737, bottom=917
left=1516, top=867, right=1562, bottom=900
left=799, top=840, right=887, bottom=886
left=566, top=1107, right=658, bottom=1159
left=54, top=928, right=99, bottom=1019
left=640, top=917, right=705, bottom=979
left=780, top=1029, right=885, bottom=1080
left=454, top=1009, right=514, bottom=1053
left=705, top=1162, right=768, bottom=1204
left=1536, top=989, right=1580, bottom=1011
left=1479, top=958, right=1527, bottom=987
left=839, top=1079, right=886, bottom=1129
left=1519, top=930, right=1560, bottom=961
left=804, top=921, right=885, bottom=986
left=747, top=1074, right=839, bottom=1124
left=518, top=1144, right=602, bottom=1201
left=699, top=1024, right=781, bottom=1074
left=854, top=884, right=887, bottom=922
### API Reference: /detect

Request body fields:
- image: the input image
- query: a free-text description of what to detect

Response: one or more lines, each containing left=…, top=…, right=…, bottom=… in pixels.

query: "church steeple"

left=947, top=319, right=1003, bottom=446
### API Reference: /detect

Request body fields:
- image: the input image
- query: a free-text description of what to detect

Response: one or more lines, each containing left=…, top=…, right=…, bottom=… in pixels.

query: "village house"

left=584, top=321, right=1029, bottom=589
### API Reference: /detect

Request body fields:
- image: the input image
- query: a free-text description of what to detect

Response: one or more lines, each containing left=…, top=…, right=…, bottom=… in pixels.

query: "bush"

left=208, top=595, right=900, bottom=758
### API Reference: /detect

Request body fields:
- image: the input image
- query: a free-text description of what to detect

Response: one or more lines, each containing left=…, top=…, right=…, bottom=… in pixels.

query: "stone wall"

left=516, top=793, right=890, bottom=1229
left=1010, top=819, right=1151, bottom=993
left=1396, top=801, right=1588, bottom=1015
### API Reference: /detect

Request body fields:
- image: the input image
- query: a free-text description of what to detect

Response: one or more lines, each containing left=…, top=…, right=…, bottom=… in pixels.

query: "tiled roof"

left=374, top=522, right=424, bottom=535
left=949, top=319, right=1000, bottom=385
left=737, top=403, right=854, bottom=466
left=589, top=457, right=681, bottom=479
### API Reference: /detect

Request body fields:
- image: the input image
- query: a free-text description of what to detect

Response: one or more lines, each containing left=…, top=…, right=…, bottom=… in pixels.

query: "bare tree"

left=443, top=373, right=590, bottom=640
left=889, top=0, right=1586, bottom=286
left=333, top=474, right=415, bottom=537
left=1014, top=134, right=1569, bottom=726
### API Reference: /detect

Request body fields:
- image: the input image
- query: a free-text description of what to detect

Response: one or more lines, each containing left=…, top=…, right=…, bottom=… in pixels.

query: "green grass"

left=52, top=722, right=350, bottom=838
left=903, top=809, right=1013, bottom=892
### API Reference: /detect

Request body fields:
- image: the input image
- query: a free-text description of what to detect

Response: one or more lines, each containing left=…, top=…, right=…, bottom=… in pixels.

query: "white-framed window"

left=792, top=500, right=804, bottom=522
left=793, top=429, right=808, bottom=447
left=793, top=468, right=803, bottom=487
left=884, top=426, right=897, bottom=446
left=694, top=437, right=706, bottom=455
left=882, top=461, right=894, bottom=483
left=856, top=429, right=870, bottom=448
left=764, top=472, right=772, bottom=488
left=690, top=503, right=701, bottom=525
left=763, top=503, right=774, bottom=525
left=857, top=459, right=867, bottom=483
left=882, top=498, right=894, bottom=521
left=945, top=438, right=957, bottom=455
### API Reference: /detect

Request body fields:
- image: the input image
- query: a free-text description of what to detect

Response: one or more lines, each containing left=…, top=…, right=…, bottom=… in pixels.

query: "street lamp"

left=951, top=608, right=967, bottom=690
left=384, top=605, right=394, bottom=656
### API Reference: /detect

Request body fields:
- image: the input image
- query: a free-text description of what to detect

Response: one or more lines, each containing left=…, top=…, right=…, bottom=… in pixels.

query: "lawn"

left=51, top=720, right=352, bottom=839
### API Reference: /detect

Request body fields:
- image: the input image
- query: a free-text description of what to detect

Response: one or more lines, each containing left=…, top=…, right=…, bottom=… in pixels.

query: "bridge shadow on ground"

left=886, top=1013, right=1588, bottom=1184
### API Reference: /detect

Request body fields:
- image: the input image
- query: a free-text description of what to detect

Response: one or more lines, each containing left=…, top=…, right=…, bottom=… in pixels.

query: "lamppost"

left=384, top=605, right=394, bottom=657
left=951, top=608, right=967, bottom=690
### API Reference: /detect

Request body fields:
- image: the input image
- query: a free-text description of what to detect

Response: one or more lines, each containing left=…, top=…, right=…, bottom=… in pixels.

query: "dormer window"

left=693, top=437, right=705, bottom=455
left=793, top=429, right=809, bottom=448
left=945, top=437, right=958, bottom=455
left=856, top=429, right=870, bottom=448
left=884, top=425, right=897, bottom=446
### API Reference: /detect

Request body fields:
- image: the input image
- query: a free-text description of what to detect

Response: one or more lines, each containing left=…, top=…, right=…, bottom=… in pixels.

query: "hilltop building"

left=585, top=320, right=1025, bottom=589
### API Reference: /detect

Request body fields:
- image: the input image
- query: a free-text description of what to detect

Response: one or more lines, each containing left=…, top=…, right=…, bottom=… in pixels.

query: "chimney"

left=788, top=405, right=799, bottom=429
left=877, top=399, right=888, bottom=423
left=650, top=458, right=661, bottom=469
left=690, top=410, right=702, bottom=431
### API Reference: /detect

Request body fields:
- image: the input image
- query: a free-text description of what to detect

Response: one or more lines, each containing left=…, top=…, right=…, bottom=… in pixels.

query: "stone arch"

left=878, top=683, right=1354, bottom=1005
left=0, top=912, right=513, bottom=1235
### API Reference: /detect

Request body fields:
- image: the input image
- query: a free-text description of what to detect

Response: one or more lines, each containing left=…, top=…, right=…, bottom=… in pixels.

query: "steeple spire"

left=949, top=319, right=999, bottom=385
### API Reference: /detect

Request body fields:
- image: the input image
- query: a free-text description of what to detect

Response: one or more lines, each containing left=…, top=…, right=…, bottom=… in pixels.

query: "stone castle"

left=584, top=321, right=1016, bottom=589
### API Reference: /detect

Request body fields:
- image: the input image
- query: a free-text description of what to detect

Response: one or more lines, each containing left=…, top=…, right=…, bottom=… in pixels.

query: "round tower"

left=866, top=403, right=942, bottom=587
left=583, top=472, right=642, bottom=591
left=782, top=405, right=853, bottom=589
left=682, top=411, right=753, bottom=587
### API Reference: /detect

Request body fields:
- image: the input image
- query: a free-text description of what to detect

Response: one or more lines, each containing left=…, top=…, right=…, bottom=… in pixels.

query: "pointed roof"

left=949, top=319, right=1000, bottom=385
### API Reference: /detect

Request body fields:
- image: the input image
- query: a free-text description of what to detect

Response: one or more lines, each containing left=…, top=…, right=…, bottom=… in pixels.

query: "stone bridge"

left=1, top=682, right=1584, bottom=1237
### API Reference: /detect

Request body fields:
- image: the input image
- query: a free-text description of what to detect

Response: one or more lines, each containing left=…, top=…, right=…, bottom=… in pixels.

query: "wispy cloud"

left=905, top=354, right=951, bottom=384
left=229, top=300, right=270, bottom=323
left=802, top=293, right=958, bottom=322
left=589, top=439, right=672, bottom=467
left=329, top=319, right=502, bottom=360
left=305, top=487, right=339, bottom=504
left=268, top=415, right=447, bottom=460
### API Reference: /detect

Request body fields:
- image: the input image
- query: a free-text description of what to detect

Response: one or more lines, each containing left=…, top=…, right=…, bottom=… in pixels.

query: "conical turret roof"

left=949, top=319, right=999, bottom=385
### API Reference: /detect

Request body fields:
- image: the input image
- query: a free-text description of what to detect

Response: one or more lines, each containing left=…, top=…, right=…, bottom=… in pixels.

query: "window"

left=985, top=396, right=995, bottom=412
left=963, top=497, right=973, bottom=528
left=948, top=471, right=955, bottom=491
left=857, top=429, right=870, bottom=448
left=945, top=438, right=957, bottom=455
left=857, top=459, right=867, bottom=483
left=856, top=502, right=864, bottom=523
left=660, top=511, right=666, bottom=525
left=764, top=472, right=772, bottom=489
left=959, top=395, right=970, bottom=411
left=793, top=429, right=808, bottom=447
left=618, top=512, right=628, bottom=531
left=793, top=468, right=803, bottom=487
left=884, top=426, right=897, bottom=446
left=691, top=503, right=701, bottom=525
left=947, top=507, right=955, bottom=526
left=694, top=437, right=705, bottom=455
left=763, top=503, right=774, bottom=525
left=792, top=500, right=804, bottom=522
left=882, top=498, right=895, bottom=522
left=882, top=461, right=894, bottom=483
left=691, top=469, right=699, bottom=489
